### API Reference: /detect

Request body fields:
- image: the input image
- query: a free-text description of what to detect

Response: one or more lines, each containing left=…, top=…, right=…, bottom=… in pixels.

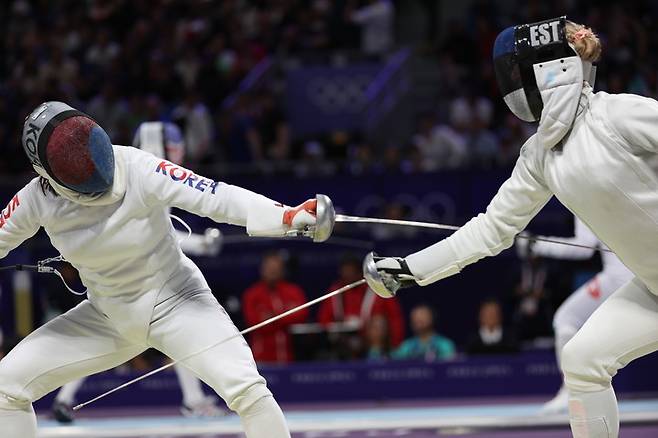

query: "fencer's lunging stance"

left=518, top=217, right=633, bottom=414
left=365, top=17, right=658, bottom=438
left=0, top=102, right=320, bottom=438
left=51, top=121, right=224, bottom=423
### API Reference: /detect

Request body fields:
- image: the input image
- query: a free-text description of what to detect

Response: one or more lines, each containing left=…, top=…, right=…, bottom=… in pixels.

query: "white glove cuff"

left=246, top=198, right=286, bottom=237
left=405, top=239, right=462, bottom=286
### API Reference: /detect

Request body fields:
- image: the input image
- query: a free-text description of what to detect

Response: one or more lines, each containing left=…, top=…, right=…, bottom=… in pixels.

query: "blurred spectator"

left=469, top=125, right=499, bottom=168
left=172, top=90, right=213, bottom=165
left=256, top=91, right=291, bottom=162
left=86, top=83, right=128, bottom=141
left=85, top=28, right=120, bottom=68
left=175, top=48, right=202, bottom=90
left=346, top=142, right=375, bottom=175
left=220, top=96, right=262, bottom=164
left=497, top=113, right=535, bottom=167
left=451, top=95, right=493, bottom=131
left=371, top=202, right=418, bottom=241
left=365, top=314, right=392, bottom=360
left=296, top=140, right=337, bottom=177
left=243, top=252, right=308, bottom=363
left=349, top=0, right=394, bottom=56
left=296, top=1, right=332, bottom=51
left=318, top=255, right=405, bottom=356
left=512, top=256, right=553, bottom=342
left=466, top=299, right=519, bottom=355
left=38, top=47, right=79, bottom=90
left=450, top=95, right=499, bottom=168
left=412, top=111, right=468, bottom=171
left=392, top=304, right=455, bottom=361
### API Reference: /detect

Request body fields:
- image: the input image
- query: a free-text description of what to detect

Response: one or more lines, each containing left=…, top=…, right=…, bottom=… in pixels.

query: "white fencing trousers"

left=241, top=394, right=291, bottom=438
left=561, top=277, right=658, bottom=438
left=0, top=402, right=36, bottom=437
left=554, top=272, right=628, bottom=361
left=0, top=288, right=288, bottom=438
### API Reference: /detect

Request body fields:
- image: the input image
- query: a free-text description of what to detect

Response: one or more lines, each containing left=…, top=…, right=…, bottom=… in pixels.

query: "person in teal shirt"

left=365, top=315, right=392, bottom=360
left=393, top=304, right=456, bottom=361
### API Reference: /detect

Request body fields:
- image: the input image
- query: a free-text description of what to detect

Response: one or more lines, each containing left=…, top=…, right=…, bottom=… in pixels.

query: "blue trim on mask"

left=493, top=26, right=516, bottom=60
left=74, top=126, right=114, bottom=194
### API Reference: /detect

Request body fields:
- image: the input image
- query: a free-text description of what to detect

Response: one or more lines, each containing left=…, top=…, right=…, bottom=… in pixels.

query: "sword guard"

left=313, top=194, right=336, bottom=242
left=363, top=252, right=397, bottom=298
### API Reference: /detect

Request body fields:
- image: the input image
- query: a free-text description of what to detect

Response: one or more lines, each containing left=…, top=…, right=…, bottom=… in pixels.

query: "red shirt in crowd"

left=242, top=280, right=308, bottom=363
left=317, top=281, right=405, bottom=347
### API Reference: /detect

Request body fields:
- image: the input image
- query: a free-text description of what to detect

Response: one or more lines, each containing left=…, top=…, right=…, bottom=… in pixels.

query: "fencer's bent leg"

left=569, top=387, right=618, bottom=438
left=0, top=402, right=36, bottom=437
left=148, top=288, right=290, bottom=438
left=561, top=278, right=658, bottom=438
left=174, top=363, right=206, bottom=407
left=240, top=395, right=290, bottom=438
left=55, top=377, right=87, bottom=405
left=0, top=300, right=144, bottom=438
left=544, top=276, right=611, bottom=413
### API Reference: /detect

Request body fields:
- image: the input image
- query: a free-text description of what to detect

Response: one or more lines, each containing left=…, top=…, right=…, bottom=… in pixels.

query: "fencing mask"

left=133, top=121, right=186, bottom=165
left=22, top=101, right=115, bottom=194
left=493, top=17, right=596, bottom=148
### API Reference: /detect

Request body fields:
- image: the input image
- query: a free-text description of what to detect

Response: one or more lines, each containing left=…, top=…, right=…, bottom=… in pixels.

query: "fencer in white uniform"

left=0, top=102, right=322, bottom=438
left=365, top=17, right=658, bottom=438
left=519, top=218, right=633, bottom=414
left=51, top=121, right=225, bottom=423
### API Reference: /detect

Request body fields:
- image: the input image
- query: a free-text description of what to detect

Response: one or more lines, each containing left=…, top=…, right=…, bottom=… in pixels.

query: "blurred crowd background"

left=1, top=0, right=657, bottom=369
left=2, top=0, right=657, bottom=177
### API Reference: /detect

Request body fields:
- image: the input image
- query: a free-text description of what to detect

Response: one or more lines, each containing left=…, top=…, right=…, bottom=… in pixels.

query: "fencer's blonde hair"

left=565, top=21, right=602, bottom=62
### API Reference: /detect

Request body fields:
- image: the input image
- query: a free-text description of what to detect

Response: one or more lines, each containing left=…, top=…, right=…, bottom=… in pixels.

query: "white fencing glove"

left=283, top=198, right=317, bottom=231
left=246, top=195, right=334, bottom=242
left=247, top=198, right=317, bottom=237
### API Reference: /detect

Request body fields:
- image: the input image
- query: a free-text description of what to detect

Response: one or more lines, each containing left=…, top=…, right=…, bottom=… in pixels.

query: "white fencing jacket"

left=0, top=146, right=289, bottom=340
left=406, top=89, right=658, bottom=294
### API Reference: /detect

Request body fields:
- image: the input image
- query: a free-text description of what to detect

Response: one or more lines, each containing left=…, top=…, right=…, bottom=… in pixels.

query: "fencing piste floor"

left=36, top=396, right=658, bottom=437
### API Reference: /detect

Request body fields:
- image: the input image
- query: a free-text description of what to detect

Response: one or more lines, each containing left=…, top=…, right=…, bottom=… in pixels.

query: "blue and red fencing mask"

left=22, top=101, right=115, bottom=194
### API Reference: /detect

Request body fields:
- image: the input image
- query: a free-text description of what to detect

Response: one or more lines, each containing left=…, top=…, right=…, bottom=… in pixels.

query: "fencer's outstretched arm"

left=530, top=218, right=598, bottom=259
left=402, top=137, right=553, bottom=286
left=380, top=95, right=658, bottom=289
left=0, top=180, right=42, bottom=259
left=404, top=142, right=552, bottom=285
left=135, top=150, right=312, bottom=237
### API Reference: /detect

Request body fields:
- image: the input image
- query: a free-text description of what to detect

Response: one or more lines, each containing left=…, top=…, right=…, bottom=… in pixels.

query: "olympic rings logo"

left=351, top=192, right=458, bottom=225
